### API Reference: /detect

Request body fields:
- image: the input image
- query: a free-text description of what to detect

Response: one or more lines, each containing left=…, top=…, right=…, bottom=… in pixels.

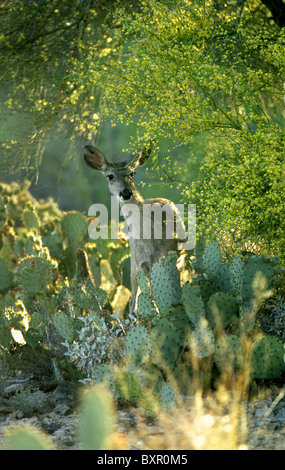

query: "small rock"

left=9, top=410, right=24, bottom=419
left=54, top=403, right=70, bottom=416
left=3, top=384, right=26, bottom=397
left=41, top=417, right=63, bottom=434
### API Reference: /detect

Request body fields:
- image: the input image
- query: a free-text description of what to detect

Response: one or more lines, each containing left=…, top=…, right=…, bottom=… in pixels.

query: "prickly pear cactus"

left=93, top=287, right=108, bottom=310
left=114, top=368, right=142, bottom=401
left=61, top=212, right=88, bottom=242
left=164, top=253, right=182, bottom=305
left=137, top=292, right=155, bottom=316
left=159, top=382, right=176, bottom=410
left=182, top=283, right=205, bottom=326
left=214, top=335, right=244, bottom=372
left=22, top=209, right=40, bottom=233
left=15, top=256, right=56, bottom=296
left=125, top=325, right=151, bottom=365
left=0, top=195, right=7, bottom=228
left=5, top=426, right=54, bottom=450
left=150, top=318, right=180, bottom=370
left=41, top=222, right=63, bottom=260
left=230, top=255, right=243, bottom=297
left=61, top=243, right=79, bottom=279
left=169, top=304, right=192, bottom=346
left=92, top=364, right=116, bottom=392
left=241, top=256, right=275, bottom=302
left=216, top=262, right=233, bottom=293
left=78, top=385, right=114, bottom=450
left=53, top=312, right=75, bottom=343
left=150, top=261, right=173, bottom=316
left=250, top=336, right=285, bottom=380
left=189, top=317, right=215, bottom=359
left=150, top=256, right=182, bottom=316
left=0, top=258, right=13, bottom=294
left=0, top=308, right=13, bottom=349
left=207, top=292, right=239, bottom=330
left=202, top=240, right=221, bottom=282
left=136, top=271, right=151, bottom=296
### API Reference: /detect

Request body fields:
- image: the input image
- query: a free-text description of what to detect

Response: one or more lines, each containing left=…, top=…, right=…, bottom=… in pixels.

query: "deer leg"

left=129, top=271, right=138, bottom=314
left=129, top=250, right=139, bottom=314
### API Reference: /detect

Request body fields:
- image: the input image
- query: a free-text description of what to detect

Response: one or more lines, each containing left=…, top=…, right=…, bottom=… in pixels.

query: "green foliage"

left=1, top=0, right=284, bottom=263
left=82, top=0, right=284, bottom=260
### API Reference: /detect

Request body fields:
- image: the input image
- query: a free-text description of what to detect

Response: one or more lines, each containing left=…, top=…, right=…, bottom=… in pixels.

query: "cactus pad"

left=61, top=212, right=88, bottom=242
left=202, top=240, right=221, bottom=281
left=189, top=317, right=215, bottom=359
left=242, top=256, right=275, bottom=302
left=230, top=255, right=243, bottom=297
left=136, top=271, right=151, bottom=296
left=182, top=283, right=205, bottom=326
left=0, top=258, right=12, bottom=294
left=15, top=256, right=55, bottom=296
left=159, top=382, right=176, bottom=410
left=207, top=292, right=239, bottom=330
left=137, top=292, right=155, bottom=316
left=125, top=325, right=151, bottom=365
left=150, top=262, right=173, bottom=315
left=250, top=336, right=285, bottom=380
left=53, top=312, right=75, bottom=343
left=214, top=335, right=244, bottom=372
left=150, top=318, right=180, bottom=369
left=22, top=209, right=40, bottom=233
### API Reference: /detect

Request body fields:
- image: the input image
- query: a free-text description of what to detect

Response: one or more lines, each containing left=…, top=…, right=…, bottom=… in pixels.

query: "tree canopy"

left=1, top=0, right=285, bottom=258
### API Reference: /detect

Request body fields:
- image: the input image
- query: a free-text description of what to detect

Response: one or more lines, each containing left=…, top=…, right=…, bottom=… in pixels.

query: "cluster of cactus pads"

left=1, top=181, right=285, bottom=417
left=0, top=181, right=130, bottom=362
left=91, top=241, right=285, bottom=411
left=131, top=241, right=285, bottom=381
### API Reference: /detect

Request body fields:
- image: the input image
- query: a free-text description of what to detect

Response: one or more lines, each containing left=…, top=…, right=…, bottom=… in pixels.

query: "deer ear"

left=84, top=144, right=108, bottom=171
left=136, top=140, right=154, bottom=167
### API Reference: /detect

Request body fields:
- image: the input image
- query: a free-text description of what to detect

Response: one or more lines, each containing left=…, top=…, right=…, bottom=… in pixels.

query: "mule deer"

left=84, top=142, right=186, bottom=313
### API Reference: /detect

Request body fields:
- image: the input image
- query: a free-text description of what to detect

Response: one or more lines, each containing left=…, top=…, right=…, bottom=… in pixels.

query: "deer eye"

left=107, top=174, right=114, bottom=181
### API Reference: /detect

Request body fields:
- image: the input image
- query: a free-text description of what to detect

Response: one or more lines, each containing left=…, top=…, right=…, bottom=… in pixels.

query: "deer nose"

left=119, top=188, right=133, bottom=200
